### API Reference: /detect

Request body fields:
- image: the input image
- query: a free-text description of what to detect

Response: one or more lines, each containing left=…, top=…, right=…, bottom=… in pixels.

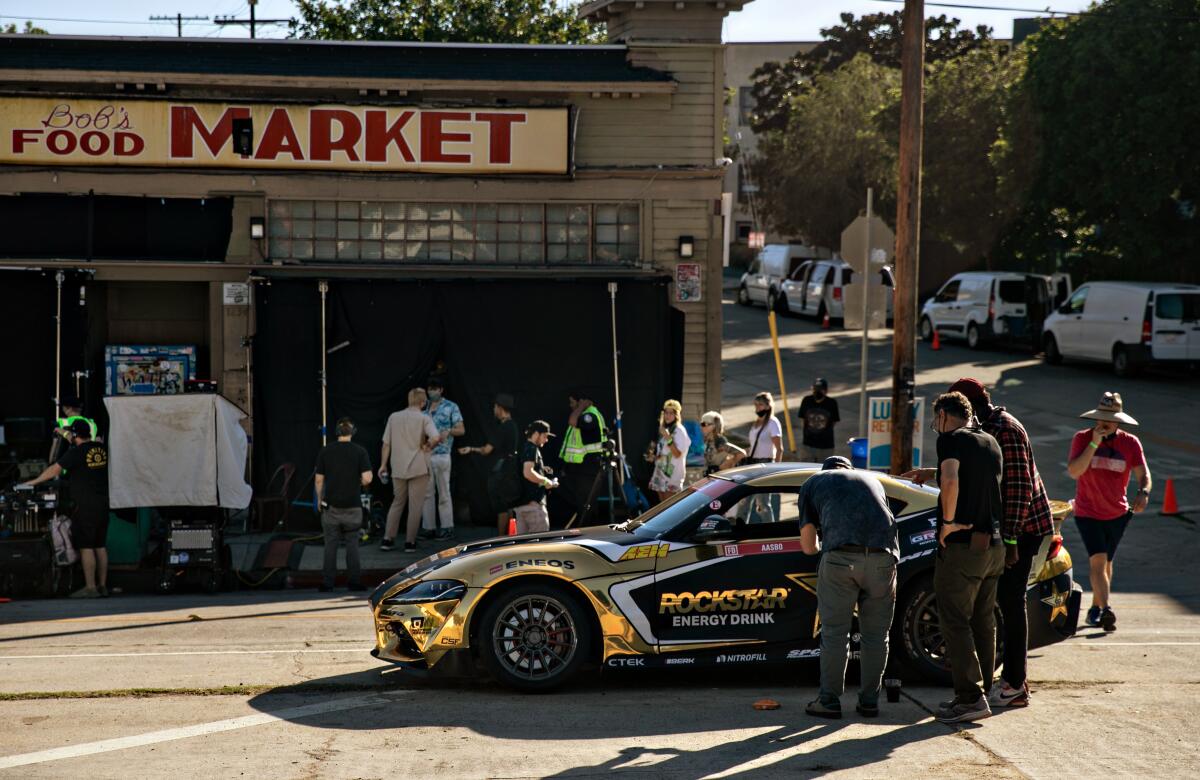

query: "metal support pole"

left=767, top=311, right=796, bottom=455
left=891, top=0, right=925, bottom=474
left=607, top=282, right=625, bottom=463
left=319, top=279, right=329, bottom=447
left=54, top=271, right=63, bottom=423
left=859, top=188, right=873, bottom=440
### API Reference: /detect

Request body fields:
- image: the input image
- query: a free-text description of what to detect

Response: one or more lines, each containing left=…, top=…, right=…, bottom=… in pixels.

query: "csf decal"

left=488, top=559, right=577, bottom=576
left=619, top=544, right=670, bottom=561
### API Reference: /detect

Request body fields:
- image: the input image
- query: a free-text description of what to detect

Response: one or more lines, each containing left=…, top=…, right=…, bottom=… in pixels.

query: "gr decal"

left=659, top=588, right=788, bottom=614
left=618, top=544, right=670, bottom=561
left=488, top=559, right=577, bottom=576
left=909, top=529, right=937, bottom=545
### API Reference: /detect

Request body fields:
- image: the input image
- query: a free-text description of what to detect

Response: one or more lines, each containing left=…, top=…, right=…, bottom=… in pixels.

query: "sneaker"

left=417, top=528, right=435, bottom=540
left=404, top=542, right=417, bottom=552
left=856, top=700, right=880, bottom=718
left=936, top=696, right=991, bottom=723
left=987, top=682, right=1029, bottom=709
left=1101, top=607, right=1117, bottom=632
left=379, top=539, right=395, bottom=551
left=69, top=586, right=101, bottom=599
left=435, top=528, right=454, bottom=540
left=805, top=698, right=842, bottom=719
left=1085, top=605, right=1102, bottom=627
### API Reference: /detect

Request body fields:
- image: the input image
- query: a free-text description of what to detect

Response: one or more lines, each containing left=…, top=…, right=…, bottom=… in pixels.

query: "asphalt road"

left=0, top=301, right=1197, bottom=778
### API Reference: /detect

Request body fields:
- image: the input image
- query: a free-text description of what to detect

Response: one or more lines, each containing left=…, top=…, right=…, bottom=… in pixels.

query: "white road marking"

left=1064, top=641, right=1200, bottom=646
left=0, top=690, right=407, bottom=770
left=0, top=647, right=373, bottom=660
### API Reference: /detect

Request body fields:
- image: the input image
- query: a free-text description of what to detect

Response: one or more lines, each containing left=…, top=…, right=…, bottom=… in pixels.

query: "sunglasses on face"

left=700, top=421, right=711, bottom=427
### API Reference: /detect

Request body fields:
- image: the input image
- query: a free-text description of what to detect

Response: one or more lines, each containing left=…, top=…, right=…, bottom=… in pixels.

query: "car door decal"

left=608, top=557, right=729, bottom=645
left=570, top=538, right=694, bottom=563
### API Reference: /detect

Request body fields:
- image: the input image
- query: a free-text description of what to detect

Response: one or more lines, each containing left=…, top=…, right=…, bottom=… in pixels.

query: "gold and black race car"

left=368, top=464, right=1081, bottom=691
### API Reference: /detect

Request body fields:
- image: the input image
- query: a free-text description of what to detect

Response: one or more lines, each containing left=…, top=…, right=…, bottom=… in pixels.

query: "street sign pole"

left=859, top=188, right=873, bottom=440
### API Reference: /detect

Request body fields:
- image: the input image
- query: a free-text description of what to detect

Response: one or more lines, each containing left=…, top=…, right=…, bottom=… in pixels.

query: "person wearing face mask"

left=798, top=378, right=840, bottom=463
left=420, top=376, right=465, bottom=541
left=737, top=392, right=784, bottom=524
left=1067, top=392, right=1149, bottom=633
left=904, top=391, right=1004, bottom=724
left=647, top=399, right=691, bottom=503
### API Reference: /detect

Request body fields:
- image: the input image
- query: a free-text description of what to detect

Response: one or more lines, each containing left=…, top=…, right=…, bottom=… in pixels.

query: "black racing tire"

left=966, top=322, right=982, bottom=350
left=737, top=285, right=751, bottom=307
left=890, top=572, right=1003, bottom=685
left=477, top=582, right=594, bottom=692
left=1043, top=333, right=1063, bottom=365
left=1112, top=344, right=1138, bottom=378
left=919, top=316, right=934, bottom=342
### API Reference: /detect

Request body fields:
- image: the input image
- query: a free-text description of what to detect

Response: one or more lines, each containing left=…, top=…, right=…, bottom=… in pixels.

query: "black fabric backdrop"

left=254, top=277, right=682, bottom=526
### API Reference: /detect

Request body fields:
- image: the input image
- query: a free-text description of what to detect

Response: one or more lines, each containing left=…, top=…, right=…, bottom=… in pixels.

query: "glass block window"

left=267, top=200, right=639, bottom=266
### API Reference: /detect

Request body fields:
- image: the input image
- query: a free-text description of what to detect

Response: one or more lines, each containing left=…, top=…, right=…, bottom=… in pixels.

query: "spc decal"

left=787, top=648, right=821, bottom=659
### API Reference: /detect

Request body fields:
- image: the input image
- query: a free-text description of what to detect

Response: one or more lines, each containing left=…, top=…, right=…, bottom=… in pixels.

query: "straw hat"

left=1079, top=392, right=1138, bottom=426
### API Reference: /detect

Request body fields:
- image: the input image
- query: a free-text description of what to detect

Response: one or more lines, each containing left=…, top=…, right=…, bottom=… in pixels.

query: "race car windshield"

left=625, top=478, right=738, bottom=539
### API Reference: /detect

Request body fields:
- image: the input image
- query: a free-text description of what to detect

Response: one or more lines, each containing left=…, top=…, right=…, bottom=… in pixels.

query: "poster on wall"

left=105, top=345, right=197, bottom=396
left=675, top=263, right=702, bottom=303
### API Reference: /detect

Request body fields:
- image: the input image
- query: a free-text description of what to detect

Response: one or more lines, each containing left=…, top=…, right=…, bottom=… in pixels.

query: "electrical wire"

left=873, top=1, right=1083, bottom=13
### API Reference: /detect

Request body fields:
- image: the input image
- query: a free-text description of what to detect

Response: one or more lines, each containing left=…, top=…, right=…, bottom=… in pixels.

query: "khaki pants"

left=421, top=453, right=454, bottom=530
left=934, top=542, right=1006, bottom=703
left=513, top=501, right=549, bottom=534
left=817, top=549, right=896, bottom=706
left=385, top=475, right=429, bottom=544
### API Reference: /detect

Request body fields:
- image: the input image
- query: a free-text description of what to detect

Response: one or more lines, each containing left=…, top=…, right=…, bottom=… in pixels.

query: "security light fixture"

left=678, top=235, right=695, bottom=258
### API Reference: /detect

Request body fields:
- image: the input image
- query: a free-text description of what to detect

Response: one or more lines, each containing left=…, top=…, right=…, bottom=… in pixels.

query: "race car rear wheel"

left=478, top=582, right=593, bottom=692
left=892, top=573, right=1003, bottom=685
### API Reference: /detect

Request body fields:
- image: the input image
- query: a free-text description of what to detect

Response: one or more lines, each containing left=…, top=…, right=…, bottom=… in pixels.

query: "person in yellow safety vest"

left=55, top=397, right=98, bottom=441
left=559, top=390, right=609, bottom=526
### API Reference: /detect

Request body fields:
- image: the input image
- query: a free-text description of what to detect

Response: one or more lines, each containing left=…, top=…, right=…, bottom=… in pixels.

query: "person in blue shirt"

left=420, top=376, right=465, bottom=540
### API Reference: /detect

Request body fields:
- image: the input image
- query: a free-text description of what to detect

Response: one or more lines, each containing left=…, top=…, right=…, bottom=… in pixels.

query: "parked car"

left=368, top=464, right=1080, bottom=691
left=737, top=244, right=824, bottom=311
left=920, top=272, right=1071, bottom=350
left=780, top=257, right=894, bottom=323
left=1042, top=281, right=1200, bottom=376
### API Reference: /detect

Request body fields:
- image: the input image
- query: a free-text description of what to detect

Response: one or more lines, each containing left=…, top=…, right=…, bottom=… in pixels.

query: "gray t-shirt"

left=798, top=470, right=899, bottom=560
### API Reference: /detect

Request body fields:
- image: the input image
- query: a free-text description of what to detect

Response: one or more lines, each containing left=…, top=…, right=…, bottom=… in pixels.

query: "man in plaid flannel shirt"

left=948, top=378, right=1052, bottom=709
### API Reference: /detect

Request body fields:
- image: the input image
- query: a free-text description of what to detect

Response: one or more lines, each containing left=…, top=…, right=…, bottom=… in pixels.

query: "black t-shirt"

left=490, top=418, right=520, bottom=459
left=798, top=395, right=840, bottom=449
left=315, top=441, right=372, bottom=509
left=936, top=426, right=1003, bottom=545
left=57, top=441, right=109, bottom=510
left=520, top=440, right=547, bottom=504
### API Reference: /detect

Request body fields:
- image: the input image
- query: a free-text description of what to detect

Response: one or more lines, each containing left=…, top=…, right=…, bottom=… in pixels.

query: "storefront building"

left=0, top=0, right=747, bottom=518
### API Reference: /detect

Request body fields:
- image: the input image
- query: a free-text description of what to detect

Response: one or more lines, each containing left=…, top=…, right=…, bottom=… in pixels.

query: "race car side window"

left=724, top=489, right=803, bottom=539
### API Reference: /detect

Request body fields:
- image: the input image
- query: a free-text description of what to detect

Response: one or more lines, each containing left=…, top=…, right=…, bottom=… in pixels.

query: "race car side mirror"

left=692, top=514, right=734, bottom=542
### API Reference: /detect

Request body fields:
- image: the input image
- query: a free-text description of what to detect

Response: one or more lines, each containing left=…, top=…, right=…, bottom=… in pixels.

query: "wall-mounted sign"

left=867, top=396, right=924, bottom=470
left=0, top=98, right=569, bottom=174
left=223, top=282, right=249, bottom=305
left=675, top=263, right=701, bottom=302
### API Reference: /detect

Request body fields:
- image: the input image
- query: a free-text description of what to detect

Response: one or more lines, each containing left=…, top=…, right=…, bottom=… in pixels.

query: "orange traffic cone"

left=507, top=515, right=518, bottom=535
left=821, top=313, right=831, bottom=329
left=1161, top=478, right=1180, bottom=516
left=931, top=329, right=941, bottom=351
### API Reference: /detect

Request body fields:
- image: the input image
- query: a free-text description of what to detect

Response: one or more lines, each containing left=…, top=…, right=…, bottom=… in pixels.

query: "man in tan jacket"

left=379, top=388, right=440, bottom=551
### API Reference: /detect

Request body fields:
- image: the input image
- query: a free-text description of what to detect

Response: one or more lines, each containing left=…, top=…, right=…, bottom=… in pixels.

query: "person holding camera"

left=514, top=421, right=559, bottom=534
left=799, top=456, right=898, bottom=719
left=314, top=417, right=373, bottom=592
left=647, top=399, right=691, bottom=503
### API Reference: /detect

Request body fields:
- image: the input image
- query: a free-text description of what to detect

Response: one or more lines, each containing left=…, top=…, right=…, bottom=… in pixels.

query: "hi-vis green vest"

left=560, top=405, right=608, bottom=464
left=58, top=415, right=98, bottom=440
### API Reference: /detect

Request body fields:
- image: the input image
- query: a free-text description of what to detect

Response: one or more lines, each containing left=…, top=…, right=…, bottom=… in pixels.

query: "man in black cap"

left=314, top=417, right=372, bottom=592
left=798, top=378, right=840, bottom=463
left=798, top=456, right=898, bottom=719
left=514, top=420, right=560, bottom=534
left=23, top=419, right=109, bottom=598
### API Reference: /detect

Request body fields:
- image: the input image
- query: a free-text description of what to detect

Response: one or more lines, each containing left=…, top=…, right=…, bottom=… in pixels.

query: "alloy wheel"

left=492, top=595, right=579, bottom=681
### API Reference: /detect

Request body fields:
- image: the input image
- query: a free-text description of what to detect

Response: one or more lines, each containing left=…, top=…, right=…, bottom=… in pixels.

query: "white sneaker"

left=987, top=682, right=1028, bottom=708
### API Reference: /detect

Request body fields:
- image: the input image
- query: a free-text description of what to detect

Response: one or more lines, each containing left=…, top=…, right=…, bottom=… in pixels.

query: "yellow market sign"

left=0, top=98, right=569, bottom=174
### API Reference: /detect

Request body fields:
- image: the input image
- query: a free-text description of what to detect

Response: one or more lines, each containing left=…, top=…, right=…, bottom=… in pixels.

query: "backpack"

left=50, top=515, right=78, bottom=566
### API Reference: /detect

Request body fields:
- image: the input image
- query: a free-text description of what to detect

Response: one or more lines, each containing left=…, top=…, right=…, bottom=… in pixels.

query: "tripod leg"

left=576, top=462, right=606, bottom=527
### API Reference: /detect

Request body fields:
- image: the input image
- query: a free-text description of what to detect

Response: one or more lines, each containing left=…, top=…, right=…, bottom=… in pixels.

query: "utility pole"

left=149, top=13, right=208, bottom=38
left=214, top=0, right=289, bottom=39
left=890, top=0, right=925, bottom=474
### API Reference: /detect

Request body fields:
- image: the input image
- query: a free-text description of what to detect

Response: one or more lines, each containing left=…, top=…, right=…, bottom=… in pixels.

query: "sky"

left=1, top=1, right=1095, bottom=41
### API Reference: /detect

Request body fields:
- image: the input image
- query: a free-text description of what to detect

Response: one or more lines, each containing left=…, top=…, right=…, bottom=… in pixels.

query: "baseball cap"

left=947, top=378, right=988, bottom=408
left=526, top=420, right=556, bottom=437
left=69, top=419, right=92, bottom=437
left=821, top=455, right=852, bottom=471
left=495, top=393, right=516, bottom=411
left=813, top=378, right=829, bottom=389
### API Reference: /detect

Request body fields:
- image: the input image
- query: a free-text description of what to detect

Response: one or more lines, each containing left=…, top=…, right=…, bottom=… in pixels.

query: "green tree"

left=750, top=56, right=899, bottom=248
left=998, top=0, right=1200, bottom=282
left=3, top=21, right=48, bottom=34
left=750, top=12, right=991, bottom=133
left=290, top=0, right=603, bottom=43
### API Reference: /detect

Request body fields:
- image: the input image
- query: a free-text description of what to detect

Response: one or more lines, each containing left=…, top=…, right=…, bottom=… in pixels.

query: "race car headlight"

left=381, top=579, right=467, bottom=606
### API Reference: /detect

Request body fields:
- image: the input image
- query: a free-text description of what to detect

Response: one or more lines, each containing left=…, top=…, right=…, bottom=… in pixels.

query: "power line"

left=213, top=0, right=289, bottom=39
left=873, top=1, right=1083, bottom=12
left=149, top=13, right=209, bottom=38
left=0, top=13, right=162, bottom=26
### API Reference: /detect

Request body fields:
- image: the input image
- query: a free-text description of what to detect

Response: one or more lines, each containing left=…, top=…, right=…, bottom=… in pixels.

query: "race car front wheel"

left=892, top=573, right=1003, bottom=685
left=478, top=582, right=593, bottom=692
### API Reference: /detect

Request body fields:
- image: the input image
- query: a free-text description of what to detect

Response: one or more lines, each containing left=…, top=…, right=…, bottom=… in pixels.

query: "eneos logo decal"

left=488, top=559, right=576, bottom=576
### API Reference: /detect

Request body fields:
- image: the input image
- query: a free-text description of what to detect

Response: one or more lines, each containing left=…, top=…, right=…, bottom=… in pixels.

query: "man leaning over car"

left=799, top=456, right=899, bottom=719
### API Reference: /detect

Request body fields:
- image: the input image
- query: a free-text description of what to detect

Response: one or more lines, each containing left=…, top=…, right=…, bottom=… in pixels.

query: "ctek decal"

left=489, top=559, right=576, bottom=577
left=787, top=648, right=821, bottom=659
left=606, top=657, right=645, bottom=667
left=619, top=544, right=670, bottom=562
left=659, top=588, right=788, bottom=614
left=715, top=653, right=768, bottom=663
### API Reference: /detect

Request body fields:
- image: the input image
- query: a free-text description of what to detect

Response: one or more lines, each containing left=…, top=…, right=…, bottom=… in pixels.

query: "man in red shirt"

left=1068, top=392, right=1151, bottom=632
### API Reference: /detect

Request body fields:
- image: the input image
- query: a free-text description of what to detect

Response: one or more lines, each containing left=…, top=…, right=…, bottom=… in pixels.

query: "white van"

left=737, top=244, right=826, bottom=311
left=1042, top=282, right=1200, bottom=376
left=779, top=257, right=894, bottom=322
left=920, top=272, right=1068, bottom=350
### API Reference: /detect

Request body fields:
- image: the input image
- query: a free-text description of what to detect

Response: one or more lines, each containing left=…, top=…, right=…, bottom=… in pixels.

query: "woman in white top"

left=739, top=391, right=784, bottom=523
left=648, top=399, right=691, bottom=503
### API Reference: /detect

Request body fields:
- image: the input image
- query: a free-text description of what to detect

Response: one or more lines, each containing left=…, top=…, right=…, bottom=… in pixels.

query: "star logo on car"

left=785, top=573, right=821, bottom=637
left=1042, top=583, right=1069, bottom=623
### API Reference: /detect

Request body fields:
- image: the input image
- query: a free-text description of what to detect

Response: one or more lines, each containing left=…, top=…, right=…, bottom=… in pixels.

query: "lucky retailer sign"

left=867, top=396, right=924, bottom=470
left=0, top=98, right=569, bottom=174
